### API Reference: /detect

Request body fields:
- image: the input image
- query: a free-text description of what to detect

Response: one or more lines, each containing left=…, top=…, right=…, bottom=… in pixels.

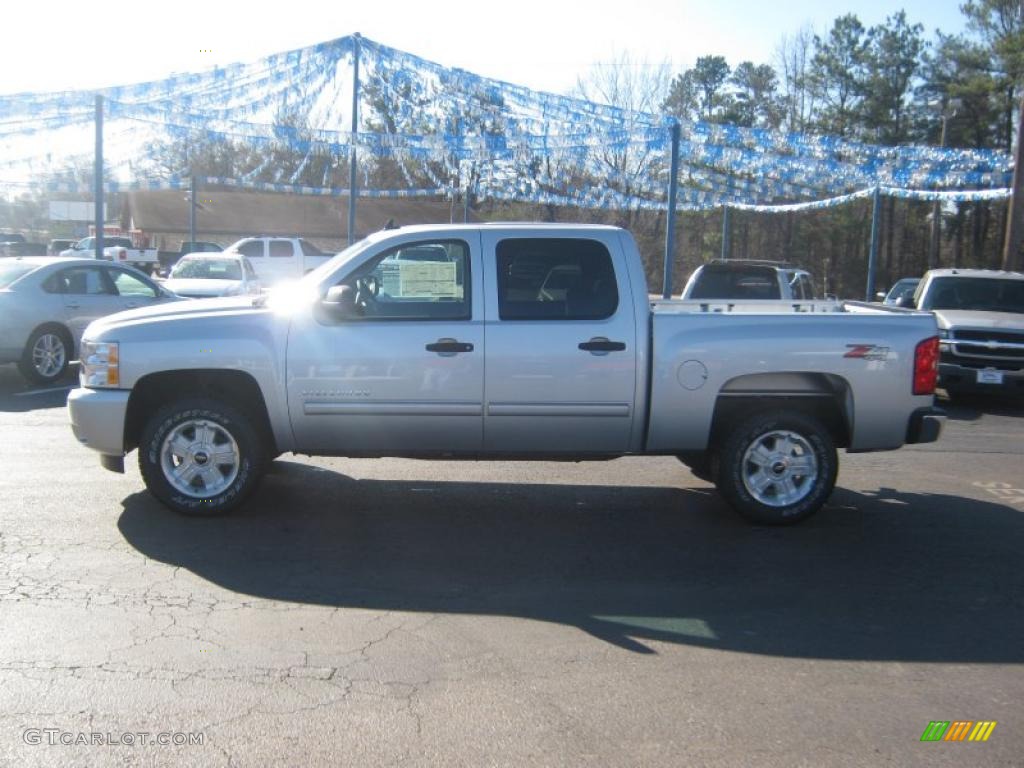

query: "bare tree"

left=776, top=24, right=818, bottom=132
left=571, top=52, right=673, bottom=203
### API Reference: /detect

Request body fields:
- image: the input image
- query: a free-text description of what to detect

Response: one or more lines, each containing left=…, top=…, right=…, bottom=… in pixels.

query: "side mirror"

left=319, top=284, right=359, bottom=319
left=875, top=291, right=886, bottom=301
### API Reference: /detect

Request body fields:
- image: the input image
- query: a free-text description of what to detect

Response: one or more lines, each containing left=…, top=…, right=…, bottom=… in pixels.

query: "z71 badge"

left=844, top=344, right=891, bottom=361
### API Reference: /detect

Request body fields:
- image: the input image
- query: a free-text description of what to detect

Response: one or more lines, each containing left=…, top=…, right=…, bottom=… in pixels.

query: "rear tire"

left=18, top=325, right=72, bottom=385
left=714, top=410, right=837, bottom=525
left=138, top=398, right=266, bottom=516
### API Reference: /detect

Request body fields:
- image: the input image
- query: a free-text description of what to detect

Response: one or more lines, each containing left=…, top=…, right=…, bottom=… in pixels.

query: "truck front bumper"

left=68, top=387, right=130, bottom=467
left=906, top=406, right=944, bottom=445
left=939, top=360, right=1024, bottom=396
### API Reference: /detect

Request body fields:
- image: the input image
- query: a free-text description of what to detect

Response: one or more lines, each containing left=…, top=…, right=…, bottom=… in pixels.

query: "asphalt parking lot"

left=0, top=364, right=1022, bottom=767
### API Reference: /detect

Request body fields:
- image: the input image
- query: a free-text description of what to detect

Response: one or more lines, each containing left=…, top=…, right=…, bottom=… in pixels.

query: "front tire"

left=714, top=410, right=837, bottom=525
left=18, top=326, right=71, bottom=385
left=138, top=398, right=265, bottom=516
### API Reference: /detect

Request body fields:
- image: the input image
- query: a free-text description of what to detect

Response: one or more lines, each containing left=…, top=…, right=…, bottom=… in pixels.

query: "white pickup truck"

left=59, top=236, right=160, bottom=273
left=222, top=236, right=333, bottom=285
left=68, top=224, right=943, bottom=525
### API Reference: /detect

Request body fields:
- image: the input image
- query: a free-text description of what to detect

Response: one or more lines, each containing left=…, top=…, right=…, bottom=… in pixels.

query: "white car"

left=163, top=253, right=262, bottom=299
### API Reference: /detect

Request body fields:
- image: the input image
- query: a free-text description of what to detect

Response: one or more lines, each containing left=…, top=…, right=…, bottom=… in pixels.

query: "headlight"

left=937, top=328, right=950, bottom=339
left=80, top=341, right=119, bottom=388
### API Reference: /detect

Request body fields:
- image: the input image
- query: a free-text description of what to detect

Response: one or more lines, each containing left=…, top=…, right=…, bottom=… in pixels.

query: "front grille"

left=949, top=328, right=1024, bottom=360
left=941, top=353, right=1024, bottom=371
left=953, top=329, right=1024, bottom=344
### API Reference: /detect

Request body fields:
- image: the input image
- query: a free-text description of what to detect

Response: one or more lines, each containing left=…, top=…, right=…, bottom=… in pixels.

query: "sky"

left=2, top=0, right=972, bottom=98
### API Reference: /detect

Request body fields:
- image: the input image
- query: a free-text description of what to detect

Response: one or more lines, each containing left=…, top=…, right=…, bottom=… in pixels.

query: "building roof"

left=120, top=188, right=474, bottom=242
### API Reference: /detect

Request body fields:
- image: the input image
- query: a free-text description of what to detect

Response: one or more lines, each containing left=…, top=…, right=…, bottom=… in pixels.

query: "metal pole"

left=94, top=95, right=104, bottom=260
left=1002, top=90, right=1024, bottom=271
left=721, top=204, right=731, bottom=261
left=463, top=182, right=470, bottom=223
left=347, top=33, right=361, bottom=246
left=189, top=174, right=197, bottom=247
left=866, top=187, right=881, bottom=301
left=929, top=114, right=950, bottom=269
left=662, top=121, right=681, bottom=299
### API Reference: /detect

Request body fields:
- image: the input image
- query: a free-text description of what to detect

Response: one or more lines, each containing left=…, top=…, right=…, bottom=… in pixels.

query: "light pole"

left=1003, top=91, right=1024, bottom=271
left=929, top=108, right=956, bottom=269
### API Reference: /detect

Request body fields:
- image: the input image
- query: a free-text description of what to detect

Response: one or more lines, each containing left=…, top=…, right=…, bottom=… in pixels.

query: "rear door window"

left=50, top=266, right=115, bottom=295
left=270, top=240, right=295, bottom=258
left=496, top=238, right=618, bottom=320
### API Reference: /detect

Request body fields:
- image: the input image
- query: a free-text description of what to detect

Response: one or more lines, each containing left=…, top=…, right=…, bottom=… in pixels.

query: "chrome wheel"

left=740, top=429, right=818, bottom=508
left=32, top=333, right=66, bottom=379
left=160, top=419, right=240, bottom=498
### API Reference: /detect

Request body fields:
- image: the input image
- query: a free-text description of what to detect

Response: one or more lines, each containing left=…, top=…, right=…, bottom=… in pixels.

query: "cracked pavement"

left=1, top=368, right=1023, bottom=766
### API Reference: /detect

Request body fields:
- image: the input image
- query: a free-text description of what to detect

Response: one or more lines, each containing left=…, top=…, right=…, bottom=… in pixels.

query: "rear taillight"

left=913, top=336, right=939, bottom=395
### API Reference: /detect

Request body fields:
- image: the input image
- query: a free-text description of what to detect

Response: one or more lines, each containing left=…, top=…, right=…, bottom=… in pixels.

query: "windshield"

left=0, top=263, right=35, bottom=288
left=171, top=258, right=243, bottom=281
left=921, top=276, right=1024, bottom=313
left=886, top=279, right=919, bottom=302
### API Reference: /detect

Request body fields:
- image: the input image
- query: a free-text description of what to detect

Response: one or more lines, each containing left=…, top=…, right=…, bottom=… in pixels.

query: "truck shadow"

left=940, top=391, right=1024, bottom=421
left=117, top=461, right=1024, bottom=662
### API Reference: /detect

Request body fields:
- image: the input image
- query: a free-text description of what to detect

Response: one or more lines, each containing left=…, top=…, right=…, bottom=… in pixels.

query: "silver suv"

left=681, top=260, right=817, bottom=301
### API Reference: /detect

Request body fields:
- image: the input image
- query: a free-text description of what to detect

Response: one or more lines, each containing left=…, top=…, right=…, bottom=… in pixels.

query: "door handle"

left=426, top=338, right=474, bottom=355
left=66, top=302, right=80, bottom=309
left=125, top=302, right=139, bottom=308
left=578, top=337, right=626, bottom=354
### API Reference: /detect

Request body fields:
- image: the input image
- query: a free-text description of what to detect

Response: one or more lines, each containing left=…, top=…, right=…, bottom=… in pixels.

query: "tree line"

left=576, top=0, right=1022, bottom=296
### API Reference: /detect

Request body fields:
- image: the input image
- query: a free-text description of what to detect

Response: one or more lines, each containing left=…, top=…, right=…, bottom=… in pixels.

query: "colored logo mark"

left=921, top=721, right=997, bottom=742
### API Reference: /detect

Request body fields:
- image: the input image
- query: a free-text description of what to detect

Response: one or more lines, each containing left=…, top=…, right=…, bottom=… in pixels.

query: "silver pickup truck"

left=68, top=224, right=943, bottom=525
left=906, top=268, right=1024, bottom=397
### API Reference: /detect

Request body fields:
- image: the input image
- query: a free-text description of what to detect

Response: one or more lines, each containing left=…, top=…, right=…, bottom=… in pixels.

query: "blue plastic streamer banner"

left=0, top=33, right=1015, bottom=212
left=30, top=176, right=447, bottom=198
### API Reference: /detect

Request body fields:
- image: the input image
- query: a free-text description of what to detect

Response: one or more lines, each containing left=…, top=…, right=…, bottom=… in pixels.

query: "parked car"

left=1, top=241, right=47, bottom=257
left=681, top=260, right=818, bottom=301
left=908, top=268, right=1024, bottom=397
left=0, top=257, right=179, bottom=385
left=223, top=236, right=333, bottom=284
left=69, top=224, right=942, bottom=525
left=163, top=253, right=261, bottom=298
left=0, top=232, right=26, bottom=247
left=48, top=239, right=76, bottom=256
left=877, top=277, right=921, bottom=306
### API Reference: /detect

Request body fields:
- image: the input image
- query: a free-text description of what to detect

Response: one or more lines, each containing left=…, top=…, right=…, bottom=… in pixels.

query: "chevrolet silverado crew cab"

left=68, top=224, right=943, bottom=525
left=908, top=268, right=1024, bottom=396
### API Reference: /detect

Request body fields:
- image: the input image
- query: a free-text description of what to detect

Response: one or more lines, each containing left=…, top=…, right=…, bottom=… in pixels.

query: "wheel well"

left=124, top=370, right=276, bottom=454
left=710, top=373, right=852, bottom=450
